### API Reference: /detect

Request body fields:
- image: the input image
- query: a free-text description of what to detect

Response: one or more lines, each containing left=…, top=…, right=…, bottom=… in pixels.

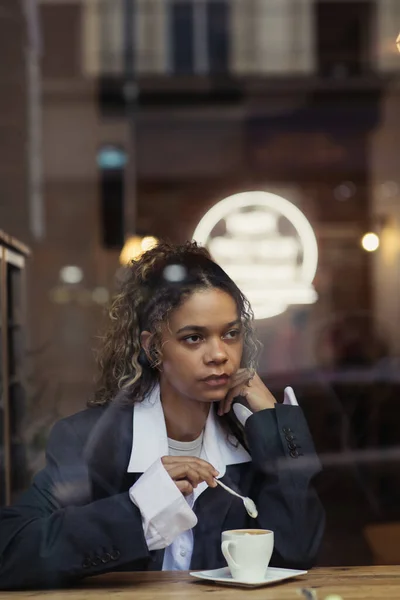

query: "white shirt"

left=128, top=384, right=298, bottom=570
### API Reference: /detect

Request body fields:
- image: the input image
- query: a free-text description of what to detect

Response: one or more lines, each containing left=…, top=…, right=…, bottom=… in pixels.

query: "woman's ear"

left=140, top=331, right=152, bottom=360
left=140, top=330, right=162, bottom=370
left=139, top=331, right=153, bottom=366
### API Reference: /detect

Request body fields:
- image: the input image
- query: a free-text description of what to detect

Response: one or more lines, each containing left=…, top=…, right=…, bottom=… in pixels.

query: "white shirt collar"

left=127, top=384, right=251, bottom=475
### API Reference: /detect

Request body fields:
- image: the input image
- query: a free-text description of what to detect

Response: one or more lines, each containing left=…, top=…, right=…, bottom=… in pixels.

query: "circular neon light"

left=193, top=191, right=319, bottom=320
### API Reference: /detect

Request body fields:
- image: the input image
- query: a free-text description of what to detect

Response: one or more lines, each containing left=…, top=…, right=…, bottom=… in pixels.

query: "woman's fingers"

left=218, top=369, right=255, bottom=415
left=161, top=456, right=219, bottom=491
left=162, top=456, right=219, bottom=476
left=164, top=464, right=202, bottom=488
left=218, top=382, right=247, bottom=415
left=176, top=480, right=194, bottom=496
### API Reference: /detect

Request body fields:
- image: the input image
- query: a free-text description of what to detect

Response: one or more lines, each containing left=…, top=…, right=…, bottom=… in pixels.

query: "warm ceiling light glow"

left=361, top=232, right=380, bottom=252
left=141, top=236, right=158, bottom=252
left=119, top=235, right=158, bottom=265
left=397, top=32, right=400, bottom=53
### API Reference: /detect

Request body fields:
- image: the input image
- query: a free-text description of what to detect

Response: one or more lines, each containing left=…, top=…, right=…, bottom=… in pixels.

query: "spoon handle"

left=214, top=478, right=243, bottom=500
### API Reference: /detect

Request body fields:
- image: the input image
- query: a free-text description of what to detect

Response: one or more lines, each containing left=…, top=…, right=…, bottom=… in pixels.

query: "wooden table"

left=3, top=566, right=400, bottom=599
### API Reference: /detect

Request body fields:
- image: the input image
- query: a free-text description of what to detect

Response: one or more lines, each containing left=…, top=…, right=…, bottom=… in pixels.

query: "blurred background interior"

left=1, top=0, right=400, bottom=567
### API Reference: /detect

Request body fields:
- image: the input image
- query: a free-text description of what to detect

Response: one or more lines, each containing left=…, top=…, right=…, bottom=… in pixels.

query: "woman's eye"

left=224, top=329, right=241, bottom=340
left=183, top=335, right=202, bottom=344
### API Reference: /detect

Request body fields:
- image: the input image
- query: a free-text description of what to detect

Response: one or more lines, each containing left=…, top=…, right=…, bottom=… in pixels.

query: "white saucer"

left=190, top=566, right=307, bottom=588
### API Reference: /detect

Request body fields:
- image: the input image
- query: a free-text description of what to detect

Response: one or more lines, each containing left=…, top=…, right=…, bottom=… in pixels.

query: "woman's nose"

left=204, top=339, right=228, bottom=364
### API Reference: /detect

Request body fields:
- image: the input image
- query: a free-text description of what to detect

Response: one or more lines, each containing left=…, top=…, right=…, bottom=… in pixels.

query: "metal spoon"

left=214, top=478, right=258, bottom=518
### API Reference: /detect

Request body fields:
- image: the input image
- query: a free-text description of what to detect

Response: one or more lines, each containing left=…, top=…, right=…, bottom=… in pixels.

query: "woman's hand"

left=218, top=368, right=277, bottom=416
left=161, top=456, right=219, bottom=496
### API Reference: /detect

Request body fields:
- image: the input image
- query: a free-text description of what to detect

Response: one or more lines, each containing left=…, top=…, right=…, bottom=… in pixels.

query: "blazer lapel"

left=85, top=391, right=133, bottom=499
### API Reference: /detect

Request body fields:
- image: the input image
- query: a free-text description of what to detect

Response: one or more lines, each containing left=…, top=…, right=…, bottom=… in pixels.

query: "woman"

left=0, top=241, right=324, bottom=589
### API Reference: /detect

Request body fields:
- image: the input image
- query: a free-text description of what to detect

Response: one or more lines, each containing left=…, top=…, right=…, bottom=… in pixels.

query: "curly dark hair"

left=91, top=240, right=261, bottom=407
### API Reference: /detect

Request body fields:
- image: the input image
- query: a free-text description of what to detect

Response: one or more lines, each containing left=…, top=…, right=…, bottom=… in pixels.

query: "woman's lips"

left=202, top=375, right=230, bottom=387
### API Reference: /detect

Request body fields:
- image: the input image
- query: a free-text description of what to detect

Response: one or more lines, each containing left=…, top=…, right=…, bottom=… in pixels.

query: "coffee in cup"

left=226, top=529, right=267, bottom=535
left=221, top=529, right=274, bottom=582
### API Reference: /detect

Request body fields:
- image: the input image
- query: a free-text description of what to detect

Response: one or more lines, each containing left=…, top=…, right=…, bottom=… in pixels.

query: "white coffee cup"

left=221, top=529, right=274, bottom=582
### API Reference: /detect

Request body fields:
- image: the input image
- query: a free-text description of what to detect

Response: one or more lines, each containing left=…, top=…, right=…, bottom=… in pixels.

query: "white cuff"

left=232, top=403, right=253, bottom=426
left=233, top=387, right=299, bottom=425
left=129, top=458, right=198, bottom=551
left=283, top=386, right=299, bottom=406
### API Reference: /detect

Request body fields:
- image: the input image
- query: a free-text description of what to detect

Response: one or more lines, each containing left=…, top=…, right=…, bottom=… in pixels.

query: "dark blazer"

left=0, top=399, right=324, bottom=589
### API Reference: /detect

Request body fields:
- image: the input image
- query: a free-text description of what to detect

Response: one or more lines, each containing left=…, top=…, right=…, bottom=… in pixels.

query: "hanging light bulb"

left=119, top=235, right=158, bottom=265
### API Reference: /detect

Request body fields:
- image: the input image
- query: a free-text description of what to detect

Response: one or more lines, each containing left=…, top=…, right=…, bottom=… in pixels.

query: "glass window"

left=207, top=1, right=229, bottom=74
left=170, top=0, right=230, bottom=74
left=170, top=1, right=195, bottom=73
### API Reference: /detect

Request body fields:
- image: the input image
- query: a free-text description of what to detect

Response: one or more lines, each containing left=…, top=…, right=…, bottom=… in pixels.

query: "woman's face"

left=156, top=288, right=244, bottom=404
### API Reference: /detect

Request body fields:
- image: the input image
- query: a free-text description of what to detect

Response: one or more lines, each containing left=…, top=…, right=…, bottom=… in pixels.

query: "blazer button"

left=82, top=557, right=91, bottom=569
left=91, top=555, right=101, bottom=567
left=110, top=549, right=121, bottom=561
left=285, top=434, right=295, bottom=442
left=101, top=553, right=112, bottom=564
left=290, top=449, right=299, bottom=459
left=288, top=442, right=297, bottom=451
left=282, top=427, right=292, bottom=434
